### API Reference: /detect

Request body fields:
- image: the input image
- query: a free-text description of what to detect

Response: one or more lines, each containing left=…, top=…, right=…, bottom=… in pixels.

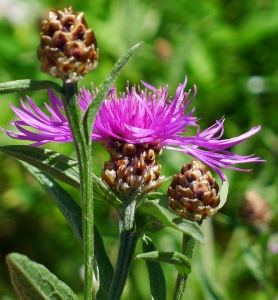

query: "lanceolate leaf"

left=243, top=245, right=267, bottom=286
left=21, top=162, right=114, bottom=299
left=0, top=79, right=63, bottom=95
left=218, top=180, right=229, bottom=210
left=94, top=228, right=114, bottom=300
left=0, top=145, right=123, bottom=209
left=135, top=201, right=205, bottom=243
left=83, top=42, right=142, bottom=141
left=142, top=235, right=166, bottom=300
left=136, top=251, right=191, bottom=276
left=6, top=253, right=78, bottom=300
left=197, top=260, right=230, bottom=300
left=0, top=145, right=80, bottom=188
left=22, top=161, right=83, bottom=245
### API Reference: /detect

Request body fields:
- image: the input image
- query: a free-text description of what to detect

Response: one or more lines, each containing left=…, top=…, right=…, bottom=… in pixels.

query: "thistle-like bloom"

left=37, top=6, right=99, bottom=82
left=1, top=78, right=264, bottom=180
left=168, top=160, right=220, bottom=221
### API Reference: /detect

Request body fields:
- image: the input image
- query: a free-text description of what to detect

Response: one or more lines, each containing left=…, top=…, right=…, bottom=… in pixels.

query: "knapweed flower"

left=37, top=6, right=99, bottom=82
left=1, top=78, right=264, bottom=181
left=101, top=142, right=165, bottom=196
left=168, top=160, right=220, bottom=221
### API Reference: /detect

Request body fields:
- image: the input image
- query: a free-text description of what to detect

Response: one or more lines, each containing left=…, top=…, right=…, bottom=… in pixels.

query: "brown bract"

left=101, top=142, right=165, bottom=197
left=168, top=160, right=220, bottom=221
left=37, top=6, right=99, bottom=82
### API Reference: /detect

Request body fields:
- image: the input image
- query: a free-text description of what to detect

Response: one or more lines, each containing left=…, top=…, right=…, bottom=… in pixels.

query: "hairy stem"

left=107, top=201, right=139, bottom=300
left=172, top=234, right=196, bottom=300
left=61, top=82, right=94, bottom=300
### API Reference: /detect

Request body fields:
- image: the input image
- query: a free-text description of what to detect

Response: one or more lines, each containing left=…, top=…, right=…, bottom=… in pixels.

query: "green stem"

left=0, top=79, right=63, bottom=95
left=107, top=201, right=139, bottom=300
left=172, top=234, right=196, bottom=300
left=260, top=231, right=272, bottom=300
left=61, top=82, right=94, bottom=300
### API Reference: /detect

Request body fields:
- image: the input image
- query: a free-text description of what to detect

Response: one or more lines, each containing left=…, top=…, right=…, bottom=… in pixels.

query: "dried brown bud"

left=240, top=191, right=273, bottom=228
left=37, top=6, right=99, bottom=82
left=168, top=160, right=220, bottom=221
left=101, top=142, right=164, bottom=197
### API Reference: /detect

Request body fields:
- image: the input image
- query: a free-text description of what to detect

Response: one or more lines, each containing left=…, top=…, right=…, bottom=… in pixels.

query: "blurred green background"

left=0, top=0, right=278, bottom=299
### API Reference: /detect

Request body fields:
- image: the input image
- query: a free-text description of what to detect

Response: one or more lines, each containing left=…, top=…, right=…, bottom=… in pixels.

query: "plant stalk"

left=172, top=234, right=196, bottom=300
left=107, top=200, right=139, bottom=300
left=61, top=82, right=94, bottom=300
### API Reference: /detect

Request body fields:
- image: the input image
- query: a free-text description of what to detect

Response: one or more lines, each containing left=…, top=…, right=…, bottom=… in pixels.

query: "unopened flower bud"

left=101, top=142, right=165, bottom=198
left=168, top=160, right=220, bottom=221
left=37, top=6, right=99, bottom=82
left=240, top=191, right=273, bottom=228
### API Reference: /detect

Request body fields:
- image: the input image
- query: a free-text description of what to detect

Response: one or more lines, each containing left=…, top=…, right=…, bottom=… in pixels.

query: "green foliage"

left=21, top=161, right=83, bottom=246
left=6, top=253, right=78, bottom=300
left=0, top=0, right=278, bottom=299
left=0, top=80, right=62, bottom=95
left=141, top=235, right=166, bottom=300
left=0, top=145, right=80, bottom=189
left=136, top=201, right=205, bottom=243
left=137, top=250, right=191, bottom=276
left=218, top=180, right=229, bottom=210
left=21, top=162, right=114, bottom=300
left=0, top=145, right=122, bottom=208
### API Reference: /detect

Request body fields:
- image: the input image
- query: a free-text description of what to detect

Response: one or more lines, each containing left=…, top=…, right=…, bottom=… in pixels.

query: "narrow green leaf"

left=0, top=79, right=63, bottom=95
left=21, top=162, right=114, bottom=299
left=142, top=235, right=166, bottom=300
left=172, top=218, right=205, bottom=243
left=135, top=201, right=205, bottom=243
left=94, top=227, right=114, bottom=300
left=0, top=145, right=123, bottom=209
left=136, top=251, right=191, bottom=276
left=243, top=246, right=267, bottom=285
left=6, top=253, right=78, bottom=300
left=218, top=180, right=229, bottom=210
left=0, top=145, right=80, bottom=189
left=197, top=261, right=230, bottom=300
left=146, top=191, right=165, bottom=201
left=83, top=42, right=142, bottom=140
left=22, top=161, right=83, bottom=245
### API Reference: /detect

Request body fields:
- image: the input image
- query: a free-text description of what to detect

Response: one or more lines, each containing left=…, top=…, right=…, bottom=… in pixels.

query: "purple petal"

left=1, top=78, right=265, bottom=181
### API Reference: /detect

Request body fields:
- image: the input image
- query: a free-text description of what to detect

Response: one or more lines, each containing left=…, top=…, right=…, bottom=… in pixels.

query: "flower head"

left=37, top=6, right=99, bottom=82
left=1, top=78, right=264, bottom=180
left=168, top=160, right=220, bottom=221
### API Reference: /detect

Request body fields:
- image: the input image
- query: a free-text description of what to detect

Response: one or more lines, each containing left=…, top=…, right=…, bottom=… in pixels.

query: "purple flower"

left=1, top=78, right=264, bottom=180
